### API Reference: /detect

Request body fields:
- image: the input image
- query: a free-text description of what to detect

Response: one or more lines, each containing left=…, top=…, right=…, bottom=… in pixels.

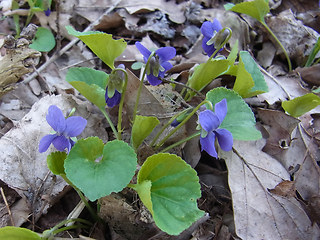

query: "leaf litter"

left=1, top=0, right=320, bottom=239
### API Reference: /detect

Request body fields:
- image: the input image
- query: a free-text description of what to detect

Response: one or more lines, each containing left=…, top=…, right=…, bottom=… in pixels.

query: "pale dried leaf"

left=278, top=124, right=320, bottom=200
left=258, top=109, right=299, bottom=159
left=258, top=72, right=309, bottom=105
left=220, top=140, right=320, bottom=239
left=257, top=42, right=276, bottom=68
left=267, top=9, right=320, bottom=66
left=109, top=0, right=187, bottom=24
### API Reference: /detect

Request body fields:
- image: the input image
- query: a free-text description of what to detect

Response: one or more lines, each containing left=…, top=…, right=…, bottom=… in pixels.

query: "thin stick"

left=161, top=78, right=205, bottom=99
left=1, top=187, right=15, bottom=226
left=22, top=0, right=122, bottom=84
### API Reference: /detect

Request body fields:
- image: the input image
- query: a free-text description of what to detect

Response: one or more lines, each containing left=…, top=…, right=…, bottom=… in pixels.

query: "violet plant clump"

left=39, top=105, right=87, bottom=153
left=198, top=99, right=233, bottom=158
left=135, top=42, right=176, bottom=86
left=32, top=18, right=265, bottom=237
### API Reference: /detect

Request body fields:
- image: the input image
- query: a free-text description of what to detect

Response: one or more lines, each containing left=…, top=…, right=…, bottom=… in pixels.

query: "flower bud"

left=207, top=28, right=231, bottom=48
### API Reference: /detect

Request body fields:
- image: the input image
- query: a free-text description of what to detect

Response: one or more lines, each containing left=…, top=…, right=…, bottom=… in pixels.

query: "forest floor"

left=0, top=0, right=320, bottom=239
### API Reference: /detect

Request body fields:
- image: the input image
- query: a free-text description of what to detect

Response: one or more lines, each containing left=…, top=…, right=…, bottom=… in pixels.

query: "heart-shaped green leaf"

left=66, top=67, right=108, bottom=109
left=66, top=26, right=127, bottom=69
left=186, top=59, right=230, bottom=100
left=64, top=137, right=137, bottom=201
left=282, top=93, right=320, bottom=117
left=131, top=115, right=160, bottom=150
left=0, top=226, right=41, bottom=240
left=47, top=151, right=67, bottom=175
left=30, top=27, right=56, bottom=52
left=233, top=51, right=268, bottom=98
left=206, top=87, right=262, bottom=140
left=224, top=0, right=269, bottom=23
left=133, top=153, right=204, bottom=235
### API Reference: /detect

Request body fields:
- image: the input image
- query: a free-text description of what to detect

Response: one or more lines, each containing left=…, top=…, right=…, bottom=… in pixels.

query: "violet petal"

left=135, top=42, right=151, bottom=59
left=44, top=8, right=51, bottom=17
left=161, top=61, right=173, bottom=72
left=106, top=90, right=121, bottom=107
left=46, top=105, right=66, bottom=133
left=199, top=109, right=220, bottom=132
left=52, top=135, right=70, bottom=152
left=201, top=39, right=216, bottom=57
left=156, top=47, right=176, bottom=62
left=171, top=119, right=180, bottom=127
left=65, top=116, right=87, bottom=137
left=200, top=131, right=218, bottom=158
left=214, top=99, right=228, bottom=123
left=147, top=74, right=162, bottom=86
left=201, top=21, right=215, bottom=38
left=39, top=134, right=57, bottom=153
left=216, top=128, right=233, bottom=151
left=211, top=19, right=223, bottom=32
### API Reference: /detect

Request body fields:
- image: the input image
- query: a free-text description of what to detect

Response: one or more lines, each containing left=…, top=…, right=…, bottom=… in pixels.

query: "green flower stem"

left=26, top=1, right=35, bottom=25
left=41, top=218, right=91, bottom=239
left=154, top=100, right=212, bottom=150
left=159, top=132, right=200, bottom=153
left=132, top=51, right=156, bottom=123
left=112, top=68, right=129, bottom=140
left=261, top=22, right=292, bottom=72
left=62, top=175, right=100, bottom=223
left=74, top=188, right=100, bottom=222
left=51, top=224, right=87, bottom=236
left=150, top=109, right=191, bottom=147
left=99, top=107, right=118, bottom=139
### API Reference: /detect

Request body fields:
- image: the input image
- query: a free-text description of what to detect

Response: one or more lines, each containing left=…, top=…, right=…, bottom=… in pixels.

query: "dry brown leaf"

left=296, top=64, right=320, bottom=86
left=268, top=180, right=296, bottom=198
left=278, top=123, right=320, bottom=200
left=108, top=0, right=187, bottom=24
left=220, top=140, right=320, bottom=239
left=258, top=72, right=309, bottom=105
left=266, top=9, right=320, bottom=66
left=123, top=69, right=166, bottom=119
left=258, top=109, right=299, bottom=159
left=257, top=42, right=276, bottom=68
left=0, top=94, right=108, bottom=223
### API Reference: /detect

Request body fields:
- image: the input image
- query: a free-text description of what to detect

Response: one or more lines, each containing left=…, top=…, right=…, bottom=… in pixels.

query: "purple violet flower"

left=44, top=8, right=51, bottom=17
left=105, top=64, right=125, bottom=108
left=201, top=19, right=223, bottom=57
left=105, top=87, right=121, bottom=107
left=171, top=119, right=180, bottom=127
left=135, top=42, right=176, bottom=86
left=39, top=105, right=87, bottom=153
left=198, top=99, right=233, bottom=158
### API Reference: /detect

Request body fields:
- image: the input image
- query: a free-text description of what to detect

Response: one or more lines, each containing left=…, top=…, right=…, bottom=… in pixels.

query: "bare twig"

left=3, top=9, right=29, bottom=16
left=0, top=187, right=15, bottom=226
left=23, top=0, right=122, bottom=84
left=59, top=57, right=99, bottom=71
left=161, top=77, right=206, bottom=99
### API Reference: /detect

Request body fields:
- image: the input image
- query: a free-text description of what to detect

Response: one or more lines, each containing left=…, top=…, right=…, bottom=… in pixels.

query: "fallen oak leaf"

left=220, top=140, right=320, bottom=239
